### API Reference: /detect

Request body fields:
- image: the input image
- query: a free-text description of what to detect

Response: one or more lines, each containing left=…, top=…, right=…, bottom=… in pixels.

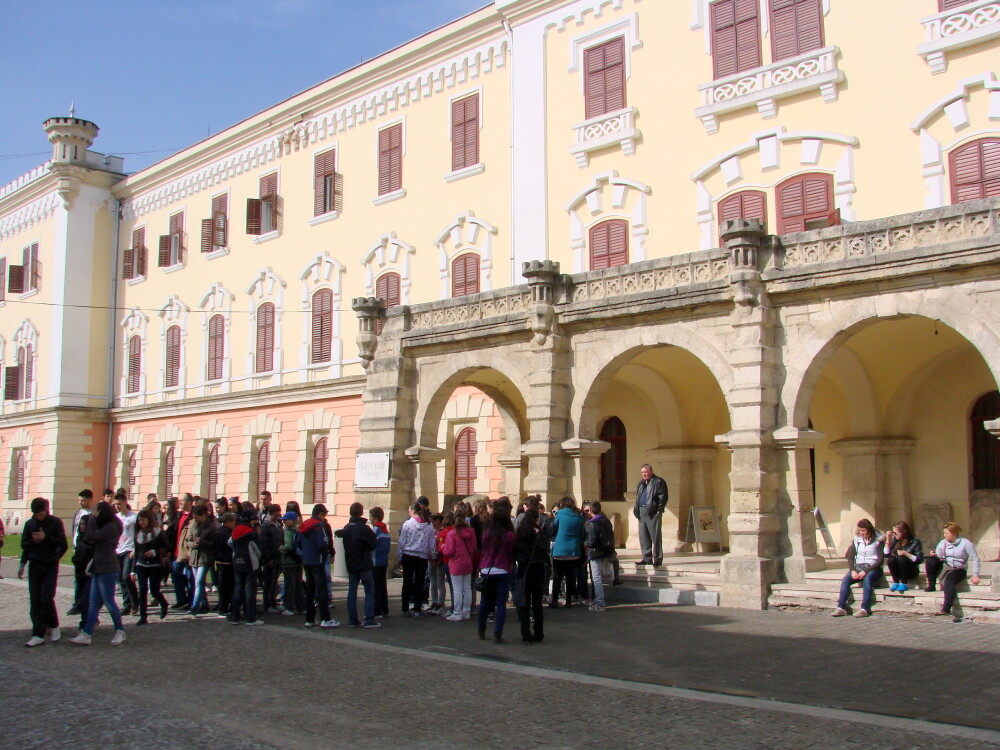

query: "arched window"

left=971, top=391, right=1000, bottom=490
left=599, top=417, right=627, bottom=502
left=311, top=289, right=333, bottom=364
left=454, top=427, right=477, bottom=496
left=589, top=219, right=629, bottom=270
left=451, top=253, right=480, bottom=297
left=718, top=190, right=767, bottom=243
left=776, top=173, right=838, bottom=234
left=207, top=314, right=225, bottom=381
left=127, top=335, right=141, bottom=393
left=164, top=446, right=175, bottom=499
left=207, top=443, right=220, bottom=501
left=127, top=449, right=137, bottom=497
left=375, top=272, right=400, bottom=335
left=164, top=325, right=181, bottom=388
left=949, top=138, right=1000, bottom=204
left=257, top=440, right=270, bottom=496
left=255, top=303, right=275, bottom=373
left=313, top=437, right=328, bottom=502
left=5, top=344, right=33, bottom=401
left=14, top=451, right=26, bottom=501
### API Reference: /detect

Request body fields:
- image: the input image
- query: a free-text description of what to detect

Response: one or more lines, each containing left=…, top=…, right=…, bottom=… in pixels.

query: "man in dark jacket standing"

left=258, top=504, right=283, bottom=613
left=229, top=512, right=262, bottom=626
left=18, top=497, right=68, bottom=647
left=336, top=502, right=380, bottom=628
left=296, top=505, right=338, bottom=628
left=633, top=464, right=668, bottom=566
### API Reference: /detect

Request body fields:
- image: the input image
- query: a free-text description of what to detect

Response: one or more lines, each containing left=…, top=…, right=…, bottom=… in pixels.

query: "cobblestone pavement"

left=1, top=557, right=998, bottom=749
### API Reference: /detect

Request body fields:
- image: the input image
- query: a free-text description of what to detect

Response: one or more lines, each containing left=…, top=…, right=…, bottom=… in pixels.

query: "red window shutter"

left=771, top=0, right=823, bottom=62
left=452, top=95, right=479, bottom=171
left=165, top=325, right=181, bottom=388
left=599, top=416, right=628, bottom=502
left=311, top=289, right=333, bottom=364
left=939, top=0, right=973, bottom=10
left=158, top=235, right=171, bottom=267
left=313, top=437, right=328, bottom=502
left=165, top=447, right=175, bottom=497
left=128, top=450, right=137, bottom=495
left=378, top=124, right=402, bottom=195
left=451, top=254, right=480, bottom=297
left=454, top=427, right=477, bottom=495
left=711, top=0, right=761, bottom=79
left=15, top=452, right=25, bottom=500
left=260, top=173, right=277, bottom=199
left=374, top=272, right=400, bottom=335
left=23, top=344, right=32, bottom=400
left=7, top=264, right=23, bottom=294
left=170, top=213, right=184, bottom=263
left=208, top=314, right=224, bottom=380
left=4, top=365, right=20, bottom=400
left=589, top=219, right=629, bottom=270
left=212, top=194, right=228, bottom=247
left=201, top=219, right=213, bottom=253
left=255, top=303, right=274, bottom=373
left=776, top=173, right=834, bottom=233
left=246, top=198, right=262, bottom=235
left=127, top=335, right=141, bottom=393
left=718, top=190, right=767, bottom=242
left=208, top=443, right=219, bottom=500
left=0, top=258, right=6, bottom=302
left=257, top=441, right=270, bottom=496
left=584, top=38, right=626, bottom=119
left=314, top=150, right=336, bottom=216
left=28, top=243, right=39, bottom=291
left=949, top=138, right=1000, bottom=203
left=123, top=248, right=135, bottom=279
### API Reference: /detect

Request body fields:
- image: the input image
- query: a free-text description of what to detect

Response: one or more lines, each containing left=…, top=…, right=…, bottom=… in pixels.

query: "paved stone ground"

left=1, top=556, right=998, bottom=749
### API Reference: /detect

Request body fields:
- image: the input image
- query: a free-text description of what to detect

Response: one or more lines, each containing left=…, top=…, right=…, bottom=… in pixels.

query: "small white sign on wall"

left=355, top=452, right=391, bottom=488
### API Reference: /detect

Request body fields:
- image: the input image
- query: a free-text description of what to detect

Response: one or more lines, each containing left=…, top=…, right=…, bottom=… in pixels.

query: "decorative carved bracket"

left=522, top=260, right=561, bottom=346
left=721, top=218, right=766, bottom=307
left=351, top=296, right=385, bottom=369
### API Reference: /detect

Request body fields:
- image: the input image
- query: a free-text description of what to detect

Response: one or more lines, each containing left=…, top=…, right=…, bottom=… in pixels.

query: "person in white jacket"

left=924, top=522, right=981, bottom=616
left=396, top=503, right=436, bottom=617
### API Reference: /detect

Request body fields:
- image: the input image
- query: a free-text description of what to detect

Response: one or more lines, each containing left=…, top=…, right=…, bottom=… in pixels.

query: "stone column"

left=830, top=437, right=915, bottom=540
left=773, top=426, right=827, bottom=582
left=497, top=453, right=527, bottom=500
left=718, top=219, right=781, bottom=609
left=561, top=437, right=611, bottom=502
left=646, top=447, right=717, bottom=553
left=403, top=445, right=446, bottom=507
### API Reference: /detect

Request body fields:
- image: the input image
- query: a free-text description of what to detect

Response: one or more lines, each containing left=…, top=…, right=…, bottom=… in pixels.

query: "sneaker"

left=831, top=608, right=847, bottom=617
left=320, top=619, right=340, bottom=628
left=588, top=604, right=606, bottom=612
left=924, top=585, right=936, bottom=592
left=579, top=599, right=593, bottom=607
left=245, top=620, right=264, bottom=626
left=229, top=619, right=242, bottom=625
left=612, top=579, right=624, bottom=587
left=66, top=606, right=80, bottom=616
left=362, top=621, right=381, bottom=628
left=853, top=609, right=870, bottom=618
left=281, top=609, right=296, bottom=617
left=24, top=636, right=46, bottom=648
left=110, top=630, right=127, bottom=645
left=897, top=584, right=908, bottom=592
left=445, top=614, right=463, bottom=622
left=304, top=621, right=315, bottom=628
left=69, top=632, right=92, bottom=645
left=889, top=583, right=900, bottom=592
left=413, top=611, right=431, bottom=618
left=49, top=627, right=61, bottom=643
left=933, top=609, right=951, bottom=616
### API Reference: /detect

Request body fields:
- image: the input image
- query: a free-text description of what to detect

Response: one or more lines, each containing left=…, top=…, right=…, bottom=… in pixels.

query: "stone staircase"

left=607, top=551, right=722, bottom=606
left=769, top=559, right=1000, bottom=623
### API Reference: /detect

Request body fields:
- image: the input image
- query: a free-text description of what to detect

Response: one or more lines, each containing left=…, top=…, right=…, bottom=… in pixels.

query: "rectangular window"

left=124, top=228, right=147, bottom=280
left=8, top=243, right=39, bottom=295
left=770, top=0, right=824, bottom=63
left=255, top=303, right=275, bottom=374
left=4, top=362, right=21, bottom=400
left=314, top=150, right=338, bottom=216
left=378, top=124, right=403, bottom=196
left=201, top=194, right=228, bottom=252
left=247, top=175, right=278, bottom=234
left=127, top=335, right=142, bottom=394
left=584, top=38, right=626, bottom=119
left=0, top=258, right=6, bottom=302
left=451, top=94, right=480, bottom=172
left=159, top=213, right=184, bottom=267
left=207, top=314, right=225, bottom=381
left=711, top=0, right=761, bottom=79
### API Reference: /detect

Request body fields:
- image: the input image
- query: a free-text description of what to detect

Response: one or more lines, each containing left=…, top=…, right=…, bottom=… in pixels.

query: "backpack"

left=598, top=517, right=615, bottom=554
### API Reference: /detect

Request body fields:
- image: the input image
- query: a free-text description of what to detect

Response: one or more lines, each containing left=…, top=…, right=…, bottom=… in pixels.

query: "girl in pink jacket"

left=442, top=513, right=478, bottom=621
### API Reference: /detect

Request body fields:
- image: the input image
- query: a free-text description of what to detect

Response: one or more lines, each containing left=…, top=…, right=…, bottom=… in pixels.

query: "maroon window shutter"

left=15, top=452, right=25, bottom=499
left=132, top=228, right=147, bottom=276
left=255, top=303, right=274, bottom=373
left=212, top=194, right=228, bottom=247
left=313, top=437, right=328, bottom=502
left=374, top=272, right=400, bottom=335
left=454, top=427, right=477, bottom=495
left=165, top=447, right=175, bottom=497
left=378, top=124, right=402, bottom=195
left=771, top=0, right=823, bottom=62
left=8, top=264, right=23, bottom=294
left=314, top=150, right=336, bottom=216
left=24, top=344, right=32, bottom=399
left=201, top=219, right=213, bottom=253
left=158, top=235, right=171, bottom=267
left=170, top=213, right=184, bottom=263
left=165, top=325, right=181, bottom=388
left=718, top=190, right=767, bottom=242
left=0, top=258, right=6, bottom=302
left=311, top=289, right=333, bottom=364
left=257, top=441, right=270, bottom=495
left=776, top=173, right=834, bottom=233
left=452, top=95, right=479, bottom=171
left=711, top=0, right=761, bottom=79
left=28, top=243, right=39, bottom=291
left=584, top=38, right=626, bottom=119
left=246, top=198, right=262, bottom=235
left=939, top=0, right=973, bottom=10
left=260, top=173, right=277, bottom=199
left=127, top=335, right=141, bottom=393
left=208, top=443, right=219, bottom=500
left=208, top=314, right=224, bottom=381
left=949, top=138, right=1000, bottom=203
left=4, top=365, right=20, bottom=400
left=599, top=416, right=628, bottom=502
left=128, top=450, right=137, bottom=495
left=123, top=247, right=135, bottom=280
left=451, top=254, right=480, bottom=297
left=589, top=219, right=629, bottom=270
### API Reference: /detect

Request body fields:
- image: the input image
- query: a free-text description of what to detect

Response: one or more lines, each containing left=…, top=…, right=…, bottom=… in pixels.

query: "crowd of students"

left=17, top=488, right=621, bottom=647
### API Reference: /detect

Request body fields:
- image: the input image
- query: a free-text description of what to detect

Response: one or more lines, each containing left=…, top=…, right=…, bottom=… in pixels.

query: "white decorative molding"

left=244, top=413, right=282, bottom=438
left=119, top=307, right=149, bottom=401
left=434, top=212, right=498, bottom=297
left=691, top=0, right=830, bottom=51
left=372, top=188, right=407, bottom=206
left=444, top=163, right=485, bottom=182
left=9, top=428, right=33, bottom=449
left=918, top=1, right=1000, bottom=75
left=199, top=283, right=235, bottom=312
left=569, top=106, right=641, bottom=167
left=695, top=46, right=845, bottom=134
left=0, top=191, right=60, bottom=242
left=246, top=269, right=286, bottom=381
left=158, top=295, right=189, bottom=326
left=690, top=127, right=858, bottom=180
left=246, top=268, right=287, bottom=303
left=0, top=162, right=51, bottom=202
left=299, top=253, right=346, bottom=377
left=153, top=424, right=185, bottom=445
left=362, top=232, right=416, bottom=304
left=565, top=171, right=651, bottom=272
left=540, top=0, right=628, bottom=34
left=909, top=72, right=1000, bottom=131
left=120, top=37, right=508, bottom=220
left=567, top=13, right=642, bottom=80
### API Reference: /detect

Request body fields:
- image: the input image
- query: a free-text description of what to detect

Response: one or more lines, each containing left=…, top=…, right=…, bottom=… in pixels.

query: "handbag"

left=475, top=574, right=487, bottom=593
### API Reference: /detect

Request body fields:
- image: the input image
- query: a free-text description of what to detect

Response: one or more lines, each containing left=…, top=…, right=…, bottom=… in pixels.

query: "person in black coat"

left=335, top=503, right=379, bottom=628
left=19, top=497, right=68, bottom=647
left=632, top=464, right=668, bottom=566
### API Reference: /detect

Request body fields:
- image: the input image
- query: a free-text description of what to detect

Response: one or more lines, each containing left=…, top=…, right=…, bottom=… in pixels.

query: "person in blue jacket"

left=550, top=497, right=585, bottom=608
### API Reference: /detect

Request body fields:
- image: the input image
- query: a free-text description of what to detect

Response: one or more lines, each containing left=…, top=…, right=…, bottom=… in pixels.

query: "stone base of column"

left=720, top=555, right=778, bottom=609
left=781, top=553, right=827, bottom=583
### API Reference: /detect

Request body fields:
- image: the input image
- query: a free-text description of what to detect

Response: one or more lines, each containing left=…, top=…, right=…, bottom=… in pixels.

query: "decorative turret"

left=43, top=116, right=100, bottom=166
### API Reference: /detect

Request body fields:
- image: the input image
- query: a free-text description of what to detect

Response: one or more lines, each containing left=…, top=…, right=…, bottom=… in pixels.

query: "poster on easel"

left=686, top=506, right=722, bottom=546
left=813, top=507, right=837, bottom=558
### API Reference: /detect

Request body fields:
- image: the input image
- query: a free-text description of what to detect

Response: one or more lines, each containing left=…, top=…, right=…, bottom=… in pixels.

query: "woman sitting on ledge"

left=883, top=521, right=922, bottom=593
left=832, top=519, right=884, bottom=618
left=925, top=522, right=981, bottom=617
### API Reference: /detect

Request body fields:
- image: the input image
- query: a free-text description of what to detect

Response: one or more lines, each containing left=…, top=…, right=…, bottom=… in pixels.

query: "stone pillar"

left=718, top=219, right=781, bottom=609
left=521, top=261, right=572, bottom=506
left=497, top=453, right=527, bottom=500
left=646, top=447, right=718, bottom=553
left=830, top=436, right=915, bottom=540
left=561, top=437, right=610, bottom=502
left=773, top=426, right=827, bottom=582
left=403, top=445, right=446, bottom=506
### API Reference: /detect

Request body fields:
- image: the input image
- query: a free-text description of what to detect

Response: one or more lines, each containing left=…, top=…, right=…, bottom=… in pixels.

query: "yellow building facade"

left=1, top=0, right=999, bottom=608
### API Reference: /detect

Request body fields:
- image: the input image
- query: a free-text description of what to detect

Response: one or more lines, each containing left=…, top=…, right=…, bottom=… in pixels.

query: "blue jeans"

left=347, top=569, right=375, bottom=625
left=188, top=565, right=209, bottom=612
left=171, top=560, right=193, bottom=606
left=83, top=572, right=124, bottom=634
left=230, top=570, right=258, bottom=623
left=837, top=568, right=882, bottom=611
left=476, top=572, right=510, bottom=636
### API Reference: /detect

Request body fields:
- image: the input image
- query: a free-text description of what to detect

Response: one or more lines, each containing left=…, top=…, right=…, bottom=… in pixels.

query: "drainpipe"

left=104, top=198, right=121, bottom=488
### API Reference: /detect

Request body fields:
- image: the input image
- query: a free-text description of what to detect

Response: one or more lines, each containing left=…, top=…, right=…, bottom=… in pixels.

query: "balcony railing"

left=695, top=46, right=844, bottom=134
left=568, top=107, right=640, bottom=168
left=918, top=1, right=1000, bottom=74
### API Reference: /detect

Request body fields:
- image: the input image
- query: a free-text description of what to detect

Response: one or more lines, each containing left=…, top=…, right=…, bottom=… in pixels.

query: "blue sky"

left=0, top=0, right=487, bottom=187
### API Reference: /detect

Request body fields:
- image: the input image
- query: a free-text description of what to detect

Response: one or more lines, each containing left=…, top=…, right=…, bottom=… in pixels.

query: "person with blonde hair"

left=832, top=519, right=883, bottom=618
left=925, top=522, right=981, bottom=616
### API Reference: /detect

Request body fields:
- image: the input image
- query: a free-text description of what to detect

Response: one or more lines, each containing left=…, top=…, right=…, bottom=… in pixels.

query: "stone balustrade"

left=919, top=1, right=1000, bottom=74
left=568, top=106, right=640, bottom=167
